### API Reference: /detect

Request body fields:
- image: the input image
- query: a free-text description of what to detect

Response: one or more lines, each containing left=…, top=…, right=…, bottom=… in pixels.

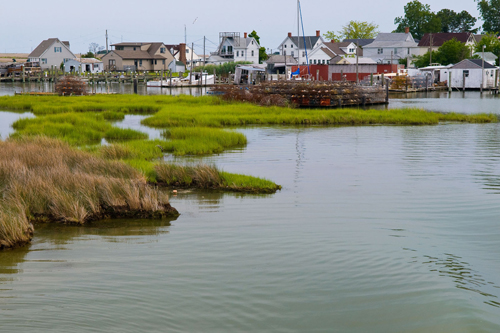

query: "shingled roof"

left=418, top=33, right=475, bottom=47
left=29, top=38, right=72, bottom=58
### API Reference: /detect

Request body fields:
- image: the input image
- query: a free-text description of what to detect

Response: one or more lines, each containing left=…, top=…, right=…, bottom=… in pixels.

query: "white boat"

left=147, top=73, right=214, bottom=87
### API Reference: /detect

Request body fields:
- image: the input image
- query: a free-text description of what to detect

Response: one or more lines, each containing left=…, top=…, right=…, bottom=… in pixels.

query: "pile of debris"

left=55, top=76, right=87, bottom=96
left=212, top=81, right=386, bottom=107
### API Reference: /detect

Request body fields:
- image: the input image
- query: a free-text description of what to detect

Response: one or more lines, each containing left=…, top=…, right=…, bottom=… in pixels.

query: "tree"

left=413, top=38, right=471, bottom=67
left=81, top=51, right=95, bottom=59
left=476, top=0, right=500, bottom=33
left=324, top=21, right=379, bottom=42
left=436, top=9, right=477, bottom=33
left=475, top=33, right=500, bottom=65
left=88, top=42, right=101, bottom=55
left=248, top=30, right=268, bottom=63
left=394, top=0, right=441, bottom=39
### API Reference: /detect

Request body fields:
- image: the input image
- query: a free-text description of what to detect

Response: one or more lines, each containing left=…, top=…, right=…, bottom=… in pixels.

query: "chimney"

left=179, top=43, right=187, bottom=65
left=405, top=27, right=410, bottom=34
left=288, top=32, right=292, bottom=38
left=331, top=40, right=335, bottom=44
left=244, top=32, right=248, bottom=38
left=316, top=30, right=320, bottom=37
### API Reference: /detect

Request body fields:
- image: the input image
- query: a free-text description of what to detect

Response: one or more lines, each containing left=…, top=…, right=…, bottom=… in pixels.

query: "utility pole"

left=190, top=42, right=194, bottom=85
left=429, top=33, right=433, bottom=65
left=203, top=36, right=206, bottom=67
left=106, top=30, right=108, bottom=53
left=185, top=25, right=187, bottom=45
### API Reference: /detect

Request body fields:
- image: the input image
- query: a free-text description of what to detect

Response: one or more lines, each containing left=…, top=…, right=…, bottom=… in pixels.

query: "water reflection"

left=422, top=253, right=499, bottom=308
left=0, top=82, right=209, bottom=97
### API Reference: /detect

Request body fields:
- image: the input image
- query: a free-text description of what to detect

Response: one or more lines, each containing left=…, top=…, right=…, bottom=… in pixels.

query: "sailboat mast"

left=297, top=0, right=300, bottom=67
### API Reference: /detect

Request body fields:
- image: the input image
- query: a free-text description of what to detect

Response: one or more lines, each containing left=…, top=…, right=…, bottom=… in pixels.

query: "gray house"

left=440, top=59, right=498, bottom=89
left=363, top=30, right=419, bottom=64
left=28, top=38, right=76, bottom=70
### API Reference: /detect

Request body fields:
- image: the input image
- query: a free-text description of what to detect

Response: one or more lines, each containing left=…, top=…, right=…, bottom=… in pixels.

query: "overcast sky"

left=0, top=0, right=482, bottom=55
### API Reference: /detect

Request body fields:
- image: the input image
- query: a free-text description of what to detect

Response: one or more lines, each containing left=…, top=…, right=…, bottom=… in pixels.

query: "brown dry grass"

left=0, top=53, right=28, bottom=63
left=0, top=137, right=178, bottom=250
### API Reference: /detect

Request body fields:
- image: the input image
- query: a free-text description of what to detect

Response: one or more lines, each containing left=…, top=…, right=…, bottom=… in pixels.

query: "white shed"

left=64, top=58, right=103, bottom=73
left=440, top=59, right=498, bottom=89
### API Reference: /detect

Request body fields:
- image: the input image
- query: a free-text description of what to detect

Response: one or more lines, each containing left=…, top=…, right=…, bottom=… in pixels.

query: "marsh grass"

left=0, top=137, right=178, bottom=249
left=141, top=105, right=498, bottom=128
left=11, top=113, right=147, bottom=144
left=154, top=163, right=281, bottom=193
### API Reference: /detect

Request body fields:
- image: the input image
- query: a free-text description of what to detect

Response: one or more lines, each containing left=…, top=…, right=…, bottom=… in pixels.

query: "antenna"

left=185, top=25, right=187, bottom=45
left=193, top=17, right=198, bottom=24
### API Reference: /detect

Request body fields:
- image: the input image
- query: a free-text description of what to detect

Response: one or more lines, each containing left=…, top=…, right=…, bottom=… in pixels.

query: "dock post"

left=370, top=73, right=373, bottom=86
left=133, top=75, right=138, bottom=94
left=22, top=66, right=25, bottom=83
left=462, top=72, right=466, bottom=92
left=448, top=71, right=452, bottom=93
left=385, top=81, right=389, bottom=104
left=381, top=73, right=385, bottom=87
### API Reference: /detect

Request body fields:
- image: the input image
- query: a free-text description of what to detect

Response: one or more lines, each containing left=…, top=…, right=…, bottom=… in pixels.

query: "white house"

left=417, top=33, right=476, bottom=56
left=64, top=58, right=103, bottom=73
left=472, top=52, right=498, bottom=66
left=440, top=59, right=498, bottom=89
left=207, top=32, right=260, bottom=64
left=28, top=38, right=76, bottom=70
left=363, top=29, right=419, bottom=64
left=307, top=41, right=358, bottom=65
left=277, top=31, right=325, bottom=65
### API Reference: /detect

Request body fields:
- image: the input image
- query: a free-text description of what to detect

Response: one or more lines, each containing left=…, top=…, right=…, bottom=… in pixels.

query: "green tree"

left=476, top=0, right=500, bottom=33
left=81, top=51, right=95, bottom=59
left=394, top=0, right=441, bottom=39
left=436, top=9, right=477, bottom=33
left=324, top=21, right=379, bottom=42
left=475, top=33, right=500, bottom=65
left=414, top=38, right=471, bottom=67
left=248, top=30, right=268, bottom=63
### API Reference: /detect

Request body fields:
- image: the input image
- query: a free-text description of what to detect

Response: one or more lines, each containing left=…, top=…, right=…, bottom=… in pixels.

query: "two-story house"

left=207, top=32, right=260, bottom=64
left=28, top=38, right=76, bottom=70
left=101, top=42, right=175, bottom=71
left=363, top=28, right=419, bottom=64
left=307, top=41, right=359, bottom=65
left=277, top=31, right=325, bottom=65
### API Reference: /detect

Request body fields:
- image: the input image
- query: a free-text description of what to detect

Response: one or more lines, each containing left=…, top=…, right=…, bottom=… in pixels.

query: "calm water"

left=1, top=94, right=500, bottom=332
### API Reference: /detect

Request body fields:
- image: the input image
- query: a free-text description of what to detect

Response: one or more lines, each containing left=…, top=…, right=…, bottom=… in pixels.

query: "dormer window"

left=160, top=47, right=166, bottom=53
left=133, top=47, right=136, bottom=51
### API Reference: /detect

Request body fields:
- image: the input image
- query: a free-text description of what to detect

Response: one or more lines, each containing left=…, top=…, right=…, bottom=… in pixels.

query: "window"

left=151, top=60, right=154, bottom=65
left=251, top=50, right=254, bottom=56
left=378, top=48, right=383, bottom=54
left=116, top=46, right=124, bottom=51
left=41, top=58, right=47, bottom=64
left=54, top=47, right=62, bottom=53
left=291, top=51, right=294, bottom=57
left=302, top=51, right=305, bottom=57
left=155, top=59, right=157, bottom=65
left=109, top=59, right=116, bottom=66
left=139, top=60, right=142, bottom=66
left=285, top=45, right=287, bottom=48
left=394, top=48, right=398, bottom=54
left=133, top=47, right=136, bottom=51
left=463, top=70, right=469, bottom=77
left=186, top=49, right=190, bottom=53
left=160, top=47, right=166, bottom=54
left=313, top=59, right=316, bottom=64
left=322, top=59, right=325, bottom=64
left=327, top=60, right=330, bottom=64
left=349, top=48, right=354, bottom=53
left=162, top=59, right=165, bottom=65
left=237, top=51, right=239, bottom=57
left=241, top=51, right=244, bottom=57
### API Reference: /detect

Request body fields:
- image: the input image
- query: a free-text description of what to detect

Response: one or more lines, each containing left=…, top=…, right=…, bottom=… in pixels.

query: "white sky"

left=0, top=0, right=482, bottom=55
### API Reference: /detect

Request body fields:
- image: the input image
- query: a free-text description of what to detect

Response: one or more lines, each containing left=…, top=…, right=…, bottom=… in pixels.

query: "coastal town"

left=2, top=1, right=500, bottom=332
left=1, top=1, right=500, bottom=93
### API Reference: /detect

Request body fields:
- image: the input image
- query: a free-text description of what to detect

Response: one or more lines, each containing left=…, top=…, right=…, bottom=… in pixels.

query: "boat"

left=147, top=73, right=214, bottom=87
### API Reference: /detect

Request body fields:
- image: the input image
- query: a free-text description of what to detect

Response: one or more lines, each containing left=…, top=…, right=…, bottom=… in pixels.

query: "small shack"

left=234, top=64, right=266, bottom=84
left=440, top=59, right=498, bottom=90
left=64, top=58, right=103, bottom=73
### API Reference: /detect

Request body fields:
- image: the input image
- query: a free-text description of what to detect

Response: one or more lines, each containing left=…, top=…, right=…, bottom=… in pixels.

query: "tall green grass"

left=11, top=113, right=147, bottom=144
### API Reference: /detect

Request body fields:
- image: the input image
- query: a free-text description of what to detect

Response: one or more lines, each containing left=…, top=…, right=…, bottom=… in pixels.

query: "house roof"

left=418, top=33, right=474, bottom=47
left=111, top=50, right=168, bottom=60
left=29, top=38, right=72, bottom=58
left=265, top=55, right=298, bottom=64
left=472, top=52, right=498, bottom=62
left=285, top=36, right=322, bottom=50
left=342, top=39, right=375, bottom=47
left=474, top=34, right=485, bottom=43
left=365, top=33, right=417, bottom=48
left=451, top=59, right=497, bottom=69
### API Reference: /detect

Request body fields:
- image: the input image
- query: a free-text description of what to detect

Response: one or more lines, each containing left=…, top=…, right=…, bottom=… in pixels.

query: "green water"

left=1, top=122, right=499, bottom=332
